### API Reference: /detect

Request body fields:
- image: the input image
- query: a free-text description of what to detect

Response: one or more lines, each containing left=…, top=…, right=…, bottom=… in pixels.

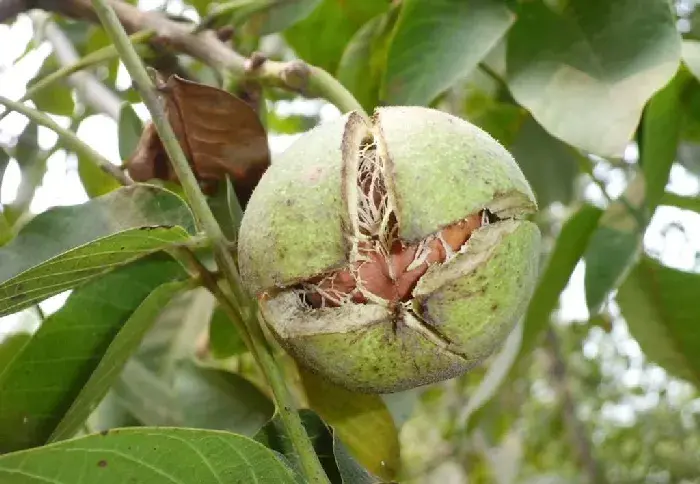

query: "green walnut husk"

left=238, top=106, right=540, bottom=393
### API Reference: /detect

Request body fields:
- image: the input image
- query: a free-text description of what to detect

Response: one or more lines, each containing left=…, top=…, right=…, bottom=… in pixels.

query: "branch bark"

left=0, top=0, right=35, bottom=21
left=2, top=0, right=367, bottom=117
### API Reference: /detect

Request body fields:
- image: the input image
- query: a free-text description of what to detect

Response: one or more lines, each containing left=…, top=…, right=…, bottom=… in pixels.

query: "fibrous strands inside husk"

left=297, top=136, right=493, bottom=309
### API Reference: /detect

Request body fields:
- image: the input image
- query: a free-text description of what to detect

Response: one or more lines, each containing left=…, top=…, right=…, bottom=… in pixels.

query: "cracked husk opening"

left=273, top=219, right=525, bottom=340
left=244, top=107, right=541, bottom=392
left=286, top=118, right=511, bottom=339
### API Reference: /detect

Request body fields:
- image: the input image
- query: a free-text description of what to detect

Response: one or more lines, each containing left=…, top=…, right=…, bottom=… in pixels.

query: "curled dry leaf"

left=126, top=75, right=270, bottom=203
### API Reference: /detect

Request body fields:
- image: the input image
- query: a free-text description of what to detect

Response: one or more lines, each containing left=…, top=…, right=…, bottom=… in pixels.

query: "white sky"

left=1, top=0, right=700, bottom=425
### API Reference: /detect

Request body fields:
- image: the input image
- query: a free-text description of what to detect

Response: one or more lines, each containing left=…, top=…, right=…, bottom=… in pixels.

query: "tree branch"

left=31, top=11, right=122, bottom=119
left=4, top=0, right=367, bottom=117
left=0, top=0, right=35, bottom=22
left=546, top=329, right=607, bottom=484
left=0, top=95, right=133, bottom=185
left=10, top=28, right=154, bottom=121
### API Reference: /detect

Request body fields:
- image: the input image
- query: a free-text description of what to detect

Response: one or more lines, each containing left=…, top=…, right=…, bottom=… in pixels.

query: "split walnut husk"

left=238, top=106, right=541, bottom=393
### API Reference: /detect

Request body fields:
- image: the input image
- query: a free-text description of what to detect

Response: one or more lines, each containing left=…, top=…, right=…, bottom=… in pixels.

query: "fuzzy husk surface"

left=238, top=106, right=540, bottom=393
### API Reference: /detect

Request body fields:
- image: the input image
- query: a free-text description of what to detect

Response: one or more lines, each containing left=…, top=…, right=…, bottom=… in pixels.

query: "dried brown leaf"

left=126, top=75, right=270, bottom=203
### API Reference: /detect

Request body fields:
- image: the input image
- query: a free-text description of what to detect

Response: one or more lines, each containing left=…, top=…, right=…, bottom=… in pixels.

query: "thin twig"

left=90, top=1, right=331, bottom=482
left=478, top=62, right=508, bottom=91
left=0, top=96, right=133, bottom=185
left=660, top=192, right=700, bottom=213
left=31, top=11, right=123, bottom=119
left=2, top=28, right=155, bottom=124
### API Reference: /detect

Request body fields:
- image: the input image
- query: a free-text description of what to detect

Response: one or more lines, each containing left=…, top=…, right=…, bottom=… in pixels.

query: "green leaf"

left=301, top=369, right=400, bottom=481
left=333, top=433, right=379, bottom=484
left=54, top=17, right=92, bottom=50
left=463, top=90, right=525, bottom=147
left=506, top=0, right=681, bottom=157
left=510, top=116, right=579, bottom=207
left=0, top=146, right=9, bottom=185
left=617, top=257, right=700, bottom=386
left=0, top=212, right=11, bottom=247
left=112, top=359, right=273, bottom=436
left=459, top=322, right=523, bottom=427
left=519, top=204, right=603, bottom=359
left=382, top=0, right=514, bottom=106
left=129, top=288, right=217, bottom=377
left=0, top=255, right=186, bottom=452
left=255, top=408, right=342, bottom=483
left=683, top=40, right=700, bottom=81
left=86, top=390, right=141, bottom=434
left=118, top=102, right=143, bottom=162
left=111, top=360, right=180, bottom=425
left=0, top=184, right=195, bottom=317
left=49, top=278, right=189, bottom=442
left=13, top=123, right=40, bottom=164
left=0, top=427, right=298, bottom=483
left=584, top=175, right=645, bottom=314
left=677, top=76, right=700, bottom=174
left=284, top=0, right=389, bottom=74
left=190, top=0, right=215, bottom=15
left=209, top=305, right=247, bottom=358
left=209, top=175, right=244, bottom=242
left=0, top=332, right=31, bottom=370
left=680, top=77, right=700, bottom=140
left=266, top=110, right=319, bottom=135
left=27, top=55, right=75, bottom=116
left=256, top=409, right=381, bottom=483
left=641, top=70, right=686, bottom=209
left=84, top=26, right=119, bottom=86
left=337, top=9, right=398, bottom=113
left=172, top=361, right=274, bottom=435
left=77, top=152, right=121, bottom=198
left=255, top=0, right=323, bottom=35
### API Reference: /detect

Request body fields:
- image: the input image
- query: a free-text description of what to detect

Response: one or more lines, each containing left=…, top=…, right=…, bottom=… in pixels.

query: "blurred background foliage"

left=1, top=0, right=700, bottom=483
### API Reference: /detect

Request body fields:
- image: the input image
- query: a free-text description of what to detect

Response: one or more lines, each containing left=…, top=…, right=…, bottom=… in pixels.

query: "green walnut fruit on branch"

left=238, top=106, right=541, bottom=393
